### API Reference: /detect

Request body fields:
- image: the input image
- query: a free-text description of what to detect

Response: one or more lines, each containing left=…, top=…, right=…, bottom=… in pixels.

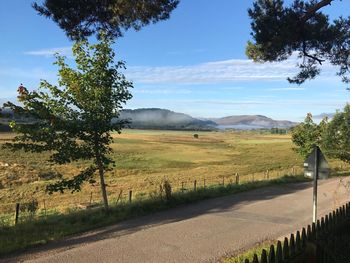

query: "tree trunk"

left=93, top=131, right=109, bottom=211
left=98, top=161, right=109, bottom=210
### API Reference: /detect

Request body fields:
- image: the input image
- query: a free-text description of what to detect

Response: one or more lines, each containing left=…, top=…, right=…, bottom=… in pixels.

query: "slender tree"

left=32, top=0, right=179, bottom=40
left=247, top=0, right=350, bottom=84
left=3, top=35, right=132, bottom=210
left=291, top=113, right=327, bottom=158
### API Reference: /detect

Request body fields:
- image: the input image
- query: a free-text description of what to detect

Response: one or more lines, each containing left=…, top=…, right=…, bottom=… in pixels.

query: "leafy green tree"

left=323, top=104, right=350, bottom=162
left=291, top=113, right=327, bottom=158
left=3, top=35, right=132, bottom=210
left=33, top=0, right=179, bottom=40
left=247, top=0, right=350, bottom=84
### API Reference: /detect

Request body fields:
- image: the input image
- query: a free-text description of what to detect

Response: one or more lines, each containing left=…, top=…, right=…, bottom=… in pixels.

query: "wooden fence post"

left=302, top=227, right=307, bottom=248
left=283, top=237, right=289, bottom=260
left=203, top=178, right=206, bottom=188
left=307, top=225, right=312, bottom=240
left=266, top=170, right=269, bottom=180
left=260, top=249, right=268, bottom=263
left=269, top=245, right=275, bottom=263
left=14, top=203, right=20, bottom=225
left=222, top=177, right=225, bottom=186
left=296, top=231, right=302, bottom=252
left=194, top=180, right=197, bottom=191
left=129, top=190, right=132, bottom=203
left=236, top=173, right=239, bottom=185
left=276, top=241, right=283, bottom=262
left=312, top=223, right=316, bottom=240
left=181, top=181, right=184, bottom=193
left=116, top=189, right=123, bottom=205
left=89, top=191, right=93, bottom=205
left=290, top=234, right=296, bottom=256
left=43, top=199, right=47, bottom=217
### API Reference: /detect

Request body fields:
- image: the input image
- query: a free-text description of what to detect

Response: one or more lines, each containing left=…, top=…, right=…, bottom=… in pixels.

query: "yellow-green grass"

left=219, top=241, right=274, bottom=263
left=0, top=129, right=349, bottom=216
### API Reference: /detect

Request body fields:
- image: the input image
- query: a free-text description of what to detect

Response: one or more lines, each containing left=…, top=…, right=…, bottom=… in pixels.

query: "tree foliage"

left=32, top=0, right=179, bottom=40
left=247, top=0, right=350, bottom=84
left=3, top=35, right=133, bottom=209
left=292, top=105, right=350, bottom=163
left=322, top=104, right=350, bottom=162
left=291, top=113, right=327, bottom=158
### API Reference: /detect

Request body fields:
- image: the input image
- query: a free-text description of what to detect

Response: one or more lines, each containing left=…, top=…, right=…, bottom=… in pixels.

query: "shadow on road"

left=0, top=180, right=318, bottom=262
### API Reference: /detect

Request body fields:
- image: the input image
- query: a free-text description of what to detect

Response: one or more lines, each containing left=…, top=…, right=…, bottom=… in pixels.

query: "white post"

left=313, top=146, right=319, bottom=223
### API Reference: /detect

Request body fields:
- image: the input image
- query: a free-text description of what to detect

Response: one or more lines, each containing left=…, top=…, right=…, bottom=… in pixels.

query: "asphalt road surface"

left=2, top=177, right=350, bottom=263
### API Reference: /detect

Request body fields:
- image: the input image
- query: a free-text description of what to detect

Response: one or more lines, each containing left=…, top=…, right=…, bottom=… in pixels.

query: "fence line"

left=0, top=165, right=305, bottom=225
left=243, top=202, right=350, bottom=263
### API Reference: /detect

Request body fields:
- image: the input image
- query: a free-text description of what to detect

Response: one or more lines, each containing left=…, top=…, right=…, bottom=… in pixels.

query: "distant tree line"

left=270, top=127, right=289, bottom=134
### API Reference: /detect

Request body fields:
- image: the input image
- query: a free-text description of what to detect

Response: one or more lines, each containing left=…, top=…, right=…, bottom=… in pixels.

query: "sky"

left=1, top=0, right=350, bottom=121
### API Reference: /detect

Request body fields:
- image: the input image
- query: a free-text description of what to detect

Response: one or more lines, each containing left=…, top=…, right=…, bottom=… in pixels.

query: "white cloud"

left=134, top=88, right=192, bottom=94
left=268, top=87, right=305, bottom=91
left=147, top=98, right=348, bottom=108
left=24, top=47, right=72, bottom=58
left=126, top=56, right=338, bottom=84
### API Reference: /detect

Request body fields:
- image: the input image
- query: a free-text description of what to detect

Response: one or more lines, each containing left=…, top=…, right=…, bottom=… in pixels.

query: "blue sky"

left=1, top=0, right=350, bottom=121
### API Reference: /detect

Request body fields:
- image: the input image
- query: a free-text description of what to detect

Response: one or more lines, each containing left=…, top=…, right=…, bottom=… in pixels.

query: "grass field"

left=0, top=129, right=349, bottom=217
left=1, top=129, right=350, bottom=255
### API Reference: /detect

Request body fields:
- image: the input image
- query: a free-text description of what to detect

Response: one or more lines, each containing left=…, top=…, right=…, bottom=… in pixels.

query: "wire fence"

left=0, top=165, right=306, bottom=226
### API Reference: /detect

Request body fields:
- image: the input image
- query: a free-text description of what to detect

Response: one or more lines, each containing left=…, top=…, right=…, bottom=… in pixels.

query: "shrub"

left=163, top=180, right=172, bottom=201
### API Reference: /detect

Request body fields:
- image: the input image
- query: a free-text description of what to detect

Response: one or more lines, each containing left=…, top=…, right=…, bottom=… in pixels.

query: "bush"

left=163, top=180, right=172, bottom=201
left=158, top=179, right=172, bottom=202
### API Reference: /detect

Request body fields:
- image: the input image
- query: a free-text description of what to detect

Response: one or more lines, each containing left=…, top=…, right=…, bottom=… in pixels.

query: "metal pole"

left=313, top=146, right=319, bottom=223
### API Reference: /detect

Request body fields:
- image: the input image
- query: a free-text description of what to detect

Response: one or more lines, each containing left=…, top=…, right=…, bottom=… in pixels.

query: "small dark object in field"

left=38, top=171, right=63, bottom=180
left=193, top=134, right=199, bottom=139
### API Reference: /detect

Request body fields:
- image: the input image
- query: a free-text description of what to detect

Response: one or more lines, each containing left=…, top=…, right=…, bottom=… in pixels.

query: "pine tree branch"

left=303, top=51, right=325, bottom=64
left=302, top=40, right=325, bottom=65
left=301, top=0, right=335, bottom=22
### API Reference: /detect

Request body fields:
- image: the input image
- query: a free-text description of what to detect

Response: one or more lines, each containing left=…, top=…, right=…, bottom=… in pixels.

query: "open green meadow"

left=0, top=129, right=348, bottom=219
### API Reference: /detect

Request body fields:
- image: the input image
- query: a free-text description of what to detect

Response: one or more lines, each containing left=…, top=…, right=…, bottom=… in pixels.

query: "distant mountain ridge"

left=209, top=115, right=297, bottom=129
left=118, top=108, right=216, bottom=130
left=1, top=107, right=297, bottom=131
left=119, top=109, right=297, bottom=130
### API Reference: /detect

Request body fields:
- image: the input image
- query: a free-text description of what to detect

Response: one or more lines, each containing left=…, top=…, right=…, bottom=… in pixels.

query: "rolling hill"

left=118, top=108, right=216, bottom=130
left=209, top=115, right=297, bottom=129
left=1, top=107, right=297, bottom=131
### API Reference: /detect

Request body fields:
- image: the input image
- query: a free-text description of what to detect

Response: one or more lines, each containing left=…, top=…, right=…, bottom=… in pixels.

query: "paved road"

left=2, top=177, right=350, bottom=263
